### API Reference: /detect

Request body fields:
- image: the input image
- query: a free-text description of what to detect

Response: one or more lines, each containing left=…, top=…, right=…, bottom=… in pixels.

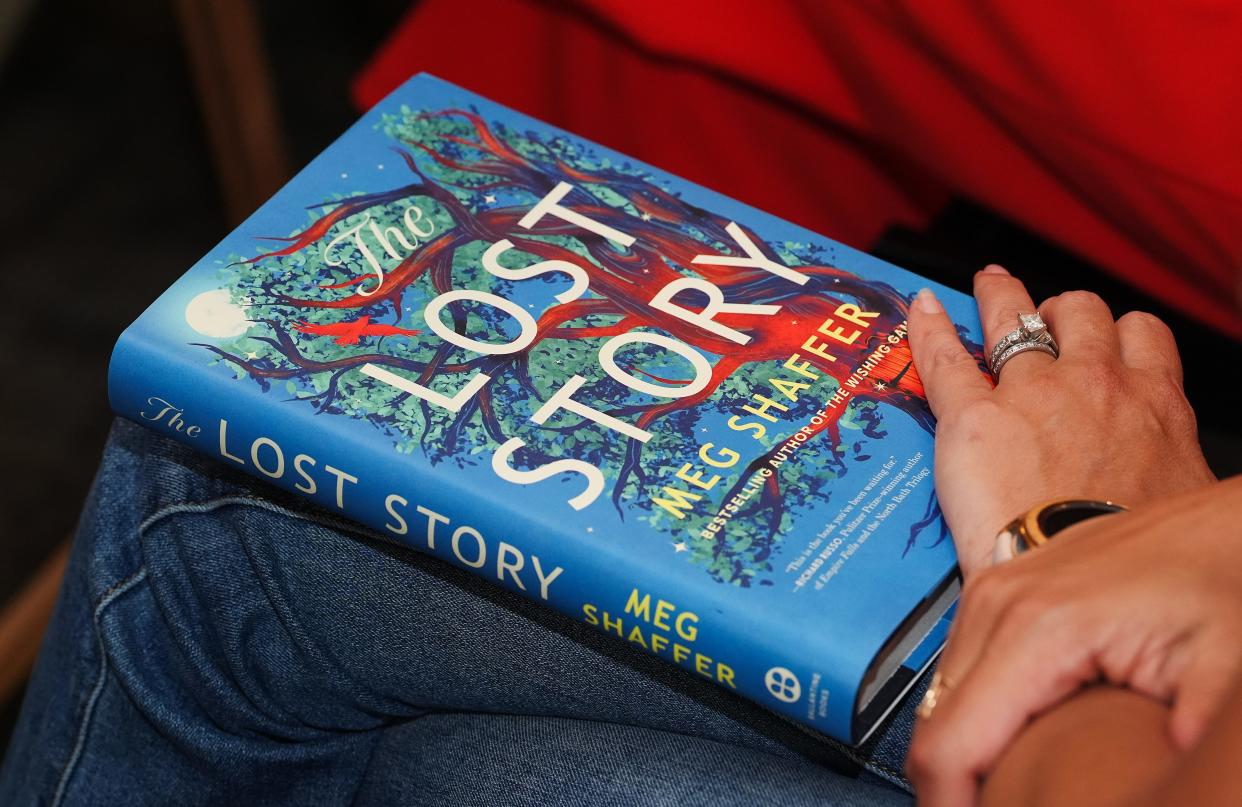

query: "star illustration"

left=640, top=212, right=652, bottom=221
left=874, top=381, right=887, bottom=390
left=673, top=542, right=688, bottom=553
left=377, top=164, right=385, bottom=170
left=586, top=527, right=594, bottom=534
left=243, top=351, right=260, bottom=361
left=834, top=277, right=841, bottom=283
left=340, top=172, right=348, bottom=179
left=484, top=194, right=497, bottom=204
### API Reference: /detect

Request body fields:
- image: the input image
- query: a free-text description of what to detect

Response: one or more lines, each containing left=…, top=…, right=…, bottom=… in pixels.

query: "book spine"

left=108, top=329, right=859, bottom=742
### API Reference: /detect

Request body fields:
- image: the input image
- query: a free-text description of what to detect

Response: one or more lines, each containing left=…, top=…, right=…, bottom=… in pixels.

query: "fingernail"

left=915, top=288, right=942, bottom=314
left=980, top=263, right=1010, bottom=275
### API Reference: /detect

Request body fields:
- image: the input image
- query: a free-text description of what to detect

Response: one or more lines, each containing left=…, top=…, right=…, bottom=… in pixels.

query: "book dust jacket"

left=111, top=74, right=985, bottom=744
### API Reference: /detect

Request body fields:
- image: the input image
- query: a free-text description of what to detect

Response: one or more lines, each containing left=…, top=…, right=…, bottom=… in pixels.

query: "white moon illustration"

left=185, top=289, right=250, bottom=337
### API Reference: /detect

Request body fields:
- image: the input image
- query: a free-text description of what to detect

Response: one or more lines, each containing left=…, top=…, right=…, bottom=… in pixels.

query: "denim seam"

left=50, top=566, right=150, bottom=807
left=136, top=496, right=414, bottom=723
left=138, top=495, right=389, bottom=546
left=861, top=759, right=911, bottom=790
left=48, top=497, right=369, bottom=806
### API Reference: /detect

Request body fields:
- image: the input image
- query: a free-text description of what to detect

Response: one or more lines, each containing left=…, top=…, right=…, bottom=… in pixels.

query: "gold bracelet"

left=992, top=498, right=1128, bottom=564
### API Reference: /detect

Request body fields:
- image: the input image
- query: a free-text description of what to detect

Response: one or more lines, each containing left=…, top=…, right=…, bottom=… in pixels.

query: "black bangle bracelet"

left=994, top=498, right=1129, bottom=563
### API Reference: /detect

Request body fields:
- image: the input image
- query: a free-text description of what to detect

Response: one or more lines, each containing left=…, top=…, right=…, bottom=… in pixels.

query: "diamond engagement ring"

left=987, top=312, right=1060, bottom=379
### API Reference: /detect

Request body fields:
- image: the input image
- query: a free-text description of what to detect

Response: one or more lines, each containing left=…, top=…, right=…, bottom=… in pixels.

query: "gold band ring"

left=916, top=671, right=957, bottom=720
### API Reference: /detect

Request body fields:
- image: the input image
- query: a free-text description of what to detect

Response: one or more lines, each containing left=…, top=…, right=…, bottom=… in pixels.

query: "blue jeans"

left=1, top=420, right=923, bottom=805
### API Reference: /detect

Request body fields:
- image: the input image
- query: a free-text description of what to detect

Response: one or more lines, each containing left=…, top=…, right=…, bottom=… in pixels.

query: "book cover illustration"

left=111, top=74, right=984, bottom=743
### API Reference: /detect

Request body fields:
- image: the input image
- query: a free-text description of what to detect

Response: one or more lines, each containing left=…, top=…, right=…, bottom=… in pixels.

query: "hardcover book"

left=109, top=73, right=983, bottom=745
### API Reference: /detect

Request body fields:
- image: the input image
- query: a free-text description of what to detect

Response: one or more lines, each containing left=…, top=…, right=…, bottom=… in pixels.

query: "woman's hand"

left=906, top=476, right=1242, bottom=806
left=901, top=265, right=1224, bottom=805
left=905, top=265, right=1214, bottom=577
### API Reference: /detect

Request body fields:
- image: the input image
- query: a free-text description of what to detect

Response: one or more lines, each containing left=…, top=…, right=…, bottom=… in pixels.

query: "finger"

left=907, top=287, right=993, bottom=420
left=1038, top=290, right=1120, bottom=362
left=933, top=568, right=1018, bottom=698
left=973, top=264, right=1054, bottom=382
left=907, top=720, right=979, bottom=807
left=910, top=610, right=1096, bottom=806
left=909, top=566, right=1030, bottom=802
left=1115, top=310, right=1184, bottom=387
left=1169, top=635, right=1242, bottom=749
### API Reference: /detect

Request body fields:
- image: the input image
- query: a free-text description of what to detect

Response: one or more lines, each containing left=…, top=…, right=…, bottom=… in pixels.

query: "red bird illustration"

left=294, top=316, right=421, bottom=346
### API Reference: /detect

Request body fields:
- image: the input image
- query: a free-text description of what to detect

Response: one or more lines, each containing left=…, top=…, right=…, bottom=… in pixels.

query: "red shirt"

left=354, top=0, right=1242, bottom=339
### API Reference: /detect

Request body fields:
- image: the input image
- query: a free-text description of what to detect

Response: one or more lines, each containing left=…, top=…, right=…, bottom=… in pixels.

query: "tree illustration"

left=200, top=105, right=981, bottom=586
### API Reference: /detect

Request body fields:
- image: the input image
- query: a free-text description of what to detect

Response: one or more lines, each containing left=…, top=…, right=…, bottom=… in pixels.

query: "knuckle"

left=1038, top=293, right=1081, bottom=326
left=1060, top=289, right=1107, bottom=311
left=1154, top=386, right=1199, bottom=434
left=1172, top=400, right=1200, bottom=434
left=1037, top=293, right=1062, bottom=317
left=1146, top=376, right=1189, bottom=410
left=1117, top=310, right=1171, bottom=335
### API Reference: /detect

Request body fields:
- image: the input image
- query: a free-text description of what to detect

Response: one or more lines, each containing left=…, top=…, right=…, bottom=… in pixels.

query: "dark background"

left=1, top=0, right=1239, bottom=755
left=0, top=0, right=409, bottom=753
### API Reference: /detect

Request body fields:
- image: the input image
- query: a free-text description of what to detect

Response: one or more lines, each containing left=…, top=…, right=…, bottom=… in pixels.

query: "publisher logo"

left=764, top=667, right=801, bottom=703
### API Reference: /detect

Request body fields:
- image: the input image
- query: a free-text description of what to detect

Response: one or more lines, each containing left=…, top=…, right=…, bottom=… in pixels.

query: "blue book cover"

left=109, top=74, right=983, bottom=745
